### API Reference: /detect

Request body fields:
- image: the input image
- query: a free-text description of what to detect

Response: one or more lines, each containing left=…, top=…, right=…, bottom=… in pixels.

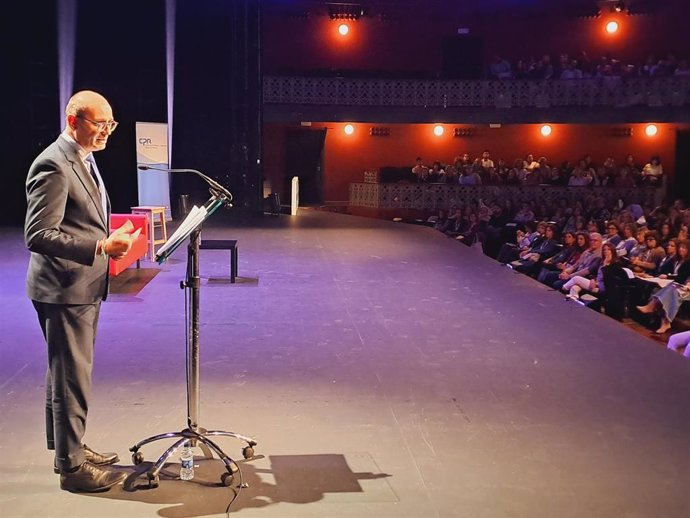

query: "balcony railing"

left=264, top=76, right=690, bottom=108
left=349, top=183, right=660, bottom=211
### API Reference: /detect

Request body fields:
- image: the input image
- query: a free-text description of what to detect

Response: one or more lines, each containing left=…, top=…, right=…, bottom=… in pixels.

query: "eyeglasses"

left=76, top=115, right=118, bottom=132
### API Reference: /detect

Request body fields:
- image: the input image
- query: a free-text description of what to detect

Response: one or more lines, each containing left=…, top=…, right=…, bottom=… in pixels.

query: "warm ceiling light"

left=645, top=124, right=658, bottom=137
left=540, top=124, right=552, bottom=137
left=344, top=124, right=355, bottom=135
left=606, top=20, right=619, bottom=34
left=338, top=23, right=349, bottom=36
left=433, top=125, right=444, bottom=136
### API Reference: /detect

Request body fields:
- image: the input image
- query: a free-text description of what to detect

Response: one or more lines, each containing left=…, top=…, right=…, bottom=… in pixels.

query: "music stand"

left=129, top=189, right=257, bottom=489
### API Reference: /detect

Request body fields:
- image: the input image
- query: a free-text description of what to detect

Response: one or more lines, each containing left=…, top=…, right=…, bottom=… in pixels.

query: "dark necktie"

left=85, top=154, right=107, bottom=216
left=86, top=154, right=100, bottom=188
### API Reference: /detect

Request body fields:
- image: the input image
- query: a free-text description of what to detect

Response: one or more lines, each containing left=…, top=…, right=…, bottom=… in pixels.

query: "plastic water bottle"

left=180, top=446, right=194, bottom=480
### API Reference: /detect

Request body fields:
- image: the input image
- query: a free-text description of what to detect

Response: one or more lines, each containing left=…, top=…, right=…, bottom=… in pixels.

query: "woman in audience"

left=552, top=232, right=603, bottom=291
left=658, top=221, right=675, bottom=247
left=641, top=155, right=663, bottom=186
left=603, top=221, right=622, bottom=247
left=615, top=223, right=638, bottom=257
left=511, top=224, right=559, bottom=275
left=562, top=242, right=620, bottom=301
left=629, top=230, right=665, bottom=274
left=537, top=232, right=586, bottom=283
left=657, top=239, right=679, bottom=277
left=636, top=239, right=690, bottom=333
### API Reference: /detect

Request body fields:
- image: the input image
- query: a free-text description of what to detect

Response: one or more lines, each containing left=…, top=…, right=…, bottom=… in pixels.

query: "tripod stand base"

left=130, top=427, right=257, bottom=488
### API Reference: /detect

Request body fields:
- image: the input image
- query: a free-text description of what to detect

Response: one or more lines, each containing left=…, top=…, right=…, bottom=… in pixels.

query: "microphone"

left=138, top=164, right=233, bottom=202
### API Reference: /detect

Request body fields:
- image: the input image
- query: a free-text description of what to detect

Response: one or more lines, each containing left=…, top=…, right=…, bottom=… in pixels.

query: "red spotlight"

left=338, top=23, right=349, bottom=36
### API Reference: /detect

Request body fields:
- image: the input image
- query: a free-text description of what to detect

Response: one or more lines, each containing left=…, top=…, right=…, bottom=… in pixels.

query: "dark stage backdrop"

left=5, top=0, right=263, bottom=225
left=172, top=0, right=263, bottom=215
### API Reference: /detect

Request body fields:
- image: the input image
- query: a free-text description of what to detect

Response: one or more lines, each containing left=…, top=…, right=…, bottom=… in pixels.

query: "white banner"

left=135, top=122, right=172, bottom=220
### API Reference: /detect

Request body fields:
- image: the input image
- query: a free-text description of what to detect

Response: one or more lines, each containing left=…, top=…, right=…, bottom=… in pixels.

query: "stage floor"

left=1, top=210, right=689, bottom=518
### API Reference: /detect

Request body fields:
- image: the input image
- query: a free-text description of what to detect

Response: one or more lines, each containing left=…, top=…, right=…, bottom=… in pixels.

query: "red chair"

left=109, top=213, right=149, bottom=277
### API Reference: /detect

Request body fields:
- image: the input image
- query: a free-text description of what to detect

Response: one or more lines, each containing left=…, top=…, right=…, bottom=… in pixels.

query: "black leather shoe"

left=59, top=461, right=127, bottom=493
left=83, top=444, right=119, bottom=466
left=54, top=444, right=120, bottom=474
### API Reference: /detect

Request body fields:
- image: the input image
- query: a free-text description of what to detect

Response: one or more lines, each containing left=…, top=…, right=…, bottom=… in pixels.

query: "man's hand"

left=102, top=221, right=135, bottom=260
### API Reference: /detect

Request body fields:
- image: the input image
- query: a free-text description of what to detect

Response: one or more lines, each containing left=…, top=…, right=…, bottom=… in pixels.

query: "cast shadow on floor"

left=89, top=453, right=392, bottom=517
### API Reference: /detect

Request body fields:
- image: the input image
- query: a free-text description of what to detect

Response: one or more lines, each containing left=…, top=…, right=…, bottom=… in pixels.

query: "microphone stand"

left=129, top=173, right=256, bottom=489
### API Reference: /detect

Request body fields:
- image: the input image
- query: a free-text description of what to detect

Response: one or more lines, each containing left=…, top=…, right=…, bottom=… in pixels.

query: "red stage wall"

left=264, top=5, right=690, bottom=76
left=263, top=123, right=681, bottom=203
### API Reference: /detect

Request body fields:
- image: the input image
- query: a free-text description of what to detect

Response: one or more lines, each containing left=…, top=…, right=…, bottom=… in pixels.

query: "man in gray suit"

left=25, top=90, right=134, bottom=492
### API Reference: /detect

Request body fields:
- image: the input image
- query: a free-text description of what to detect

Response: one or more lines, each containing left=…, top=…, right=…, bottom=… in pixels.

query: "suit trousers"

left=32, top=300, right=101, bottom=471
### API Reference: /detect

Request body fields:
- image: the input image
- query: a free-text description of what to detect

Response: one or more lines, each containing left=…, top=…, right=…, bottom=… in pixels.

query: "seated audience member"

left=433, top=209, right=449, bottom=232
left=658, top=221, right=675, bottom=247
left=412, top=157, right=429, bottom=182
left=613, top=166, right=636, bottom=188
left=636, top=239, right=690, bottom=333
left=629, top=230, right=665, bottom=274
left=494, top=158, right=510, bottom=183
left=624, top=154, right=642, bottom=185
left=593, top=157, right=615, bottom=186
left=551, top=232, right=603, bottom=291
left=603, top=221, right=622, bottom=247
left=459, top=165, right=481, bottom=185
left=489, top=55, right=513, bottom=79
left=480, top=150, right=494, bottom=169
left=568, top=159, right=593, bottom=186
left=667, top=330, right=690, bottom=358
left=457, top=212, right=481, bottom=245
left=615, top=223, right=638, bottom=257
left=513, top=203, right=535, bottom=225
left=511, top=224, right=559, bottom=275
left=524, top=154, right=539, bottom=172
left=444, top=207, right=467, bottom=237
left=657, top=239, right=679, bottom=277
left=562, top=242, right=620, bottom=301
left=627, top=227, right=649, bottom=262
left=590, top=198, right=611, bottom=224
left=641, top=155, right=663, bottom=186
left=428, top=161, right=446, bottom=183
left=497, top=221, right=539, bottom=264
left=538, top=231, right=586, bottom=285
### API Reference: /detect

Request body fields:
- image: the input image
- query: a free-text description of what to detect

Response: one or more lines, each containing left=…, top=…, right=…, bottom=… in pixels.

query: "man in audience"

left=412, top=157, right=428, bottom=182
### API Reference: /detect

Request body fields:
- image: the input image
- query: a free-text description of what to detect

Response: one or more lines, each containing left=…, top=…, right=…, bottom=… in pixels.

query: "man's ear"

left=66, top=114, right=77, bottom=130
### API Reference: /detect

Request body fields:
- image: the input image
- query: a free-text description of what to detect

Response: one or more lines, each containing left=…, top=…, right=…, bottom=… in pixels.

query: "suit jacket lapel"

left=57, top=139, right=108, bottom=229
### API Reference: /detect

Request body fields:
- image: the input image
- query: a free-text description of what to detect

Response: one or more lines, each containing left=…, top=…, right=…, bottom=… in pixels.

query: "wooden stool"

left=200, top=239, right=238, bottom=283
left=131, top=206, right=168, bottom=259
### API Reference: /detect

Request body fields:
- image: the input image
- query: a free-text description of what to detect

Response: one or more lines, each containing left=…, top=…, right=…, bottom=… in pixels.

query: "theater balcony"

left=263, top=75, right=690, bottom=125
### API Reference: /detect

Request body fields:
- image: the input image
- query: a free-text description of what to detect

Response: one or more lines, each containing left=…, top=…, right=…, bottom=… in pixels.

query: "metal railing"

left=265, top=75, right=690, bottom=108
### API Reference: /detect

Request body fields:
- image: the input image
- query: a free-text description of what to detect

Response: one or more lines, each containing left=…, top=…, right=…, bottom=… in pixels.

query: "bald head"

left=65, top=90, right=115, bottom=153
left=65, top=90, right=110, bottom=119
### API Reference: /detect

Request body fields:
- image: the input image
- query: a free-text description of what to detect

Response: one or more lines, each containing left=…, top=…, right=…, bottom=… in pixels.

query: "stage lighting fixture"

left=338, top=23, right=349, bottom=35
left=453, top=128, right=474, bottom=137
left=645, top=124, right=658, bottom=137
left=344, top=124, right=355, bottom=135
left=433, top=125, right=444, bottom=136
left=369, top=126, right=390, bottom=137
left=540, top=124, right=553, bottom=137
left=327, top=3, right=365, bottom=20
left=606, top=20, right=619, bottom=33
